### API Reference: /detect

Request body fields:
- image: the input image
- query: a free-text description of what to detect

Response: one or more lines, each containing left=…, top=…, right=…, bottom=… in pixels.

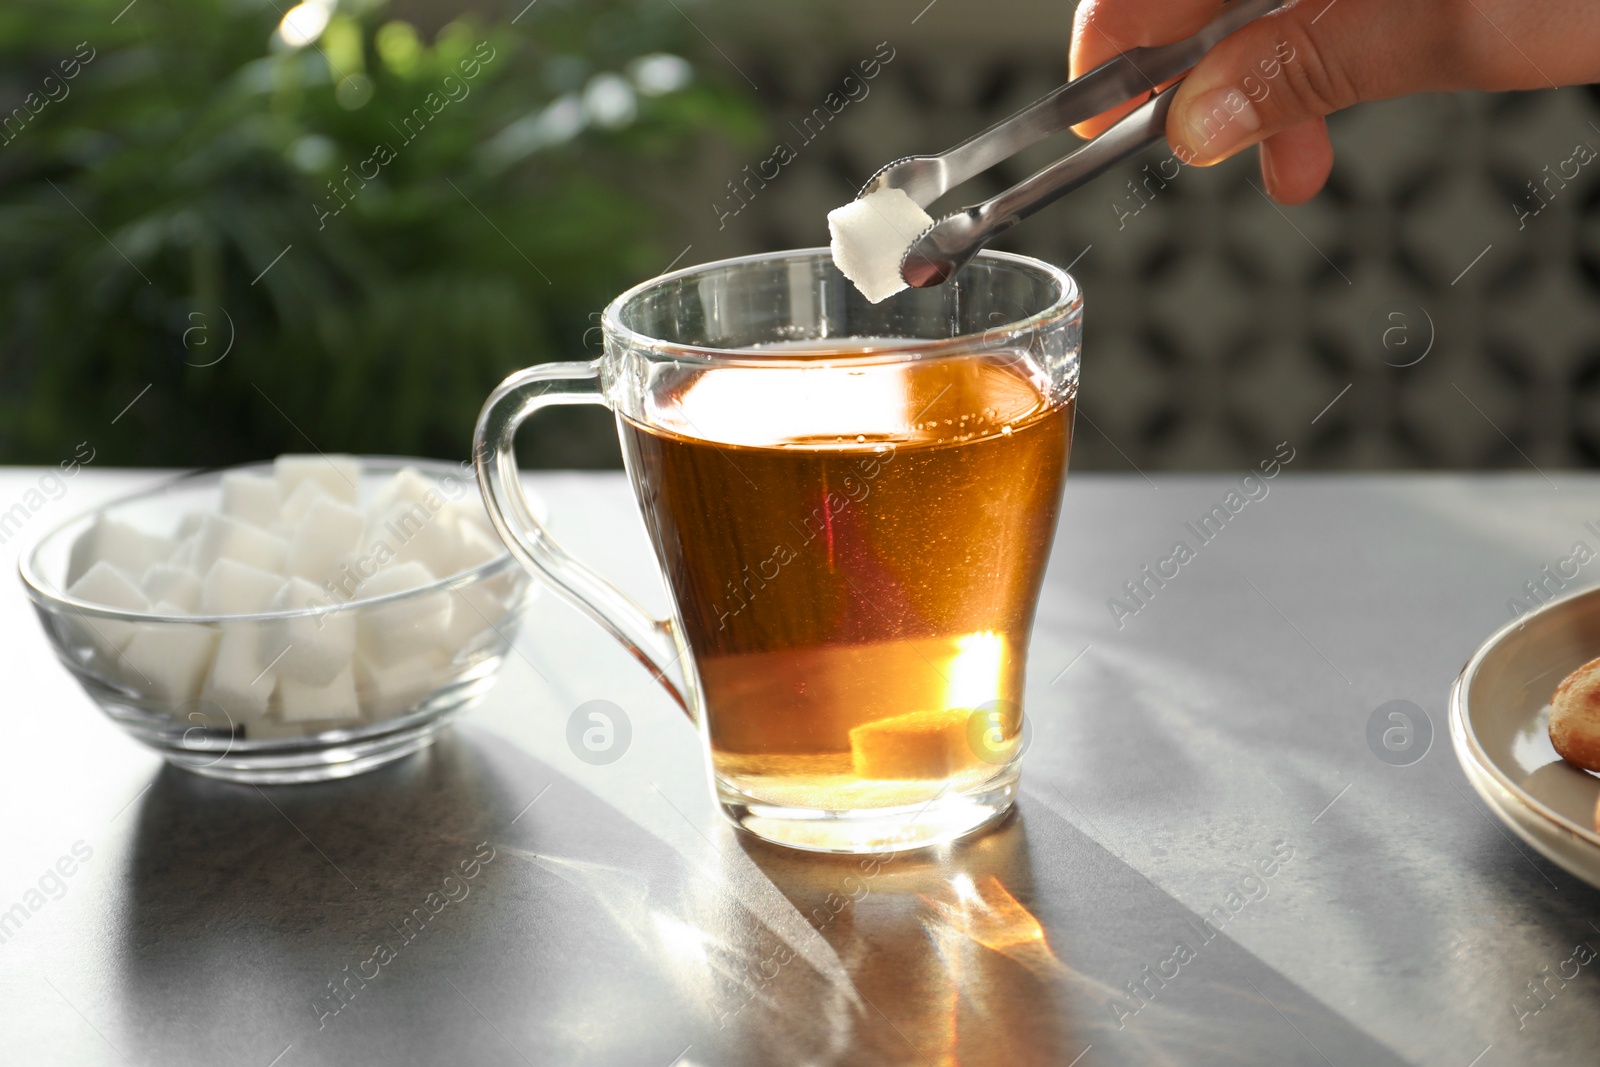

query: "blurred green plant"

left=0, top=0, right=760, bottom=466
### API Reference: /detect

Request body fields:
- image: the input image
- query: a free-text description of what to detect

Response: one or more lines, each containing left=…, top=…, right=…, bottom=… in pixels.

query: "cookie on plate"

left=1550, top=656, right=1600, bottom=771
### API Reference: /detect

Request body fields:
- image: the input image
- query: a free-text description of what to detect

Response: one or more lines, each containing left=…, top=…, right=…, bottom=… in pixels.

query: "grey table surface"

left=2, top=467, right=1599, bottom=1067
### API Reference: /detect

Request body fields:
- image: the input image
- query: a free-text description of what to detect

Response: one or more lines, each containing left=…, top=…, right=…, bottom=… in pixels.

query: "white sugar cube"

left=264, top=577, right=353, bottom=686
left=278, top=480, right=332, bottom=526
left=356, top=561, right=452, bottom=663
left=430, top=467, right=477, bottom=508
left=356, top=651, right=447, bottom=720
left=443, top=495, right=500, bottom=542
left=366, top=501, right=460, bottom=577
left=192, top=514, right=288, bottom=575
left=368, top=467, right=441, bottom=517
left=67, top=560, right=149, bottom=611
left=275, top=454, right=359, bottom=506
left=248, top=717, right=355, bottom=739
left=221, top=472, right=282, bottom=527
left=357, top=558, right=437, bottom=596
left=67, top=515, right=175, bottom=586
left=827, top=187, right=934, bottom=304
left=244, top=717, right=314, bottom=740
left=201, top=628, right=276, bottom=720
left=199, top=558, right=285, bottom=615
left=140, top=563, right=202, bottom=613
left=65, top=561, right=151, bottom=652
left=121, top=610, right=218, bottom=705
left=318, top=557, right=364, bottom=603
left=277, top=663, right=360, bottom=723
left=175, top=512, right=206, bottom=540
left=452, top=518, right=505, bottom=573
left=168, top=534, right=198, bottom=569
left=285, top=496, right=364, bottom=585
left=437, top=523, right=519, bottom=649
left=441, top=579, right=515, bottom=653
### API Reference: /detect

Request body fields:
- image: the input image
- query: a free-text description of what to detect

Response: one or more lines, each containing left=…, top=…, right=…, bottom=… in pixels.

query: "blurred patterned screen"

left=685, top=26, right=1600, bottom=474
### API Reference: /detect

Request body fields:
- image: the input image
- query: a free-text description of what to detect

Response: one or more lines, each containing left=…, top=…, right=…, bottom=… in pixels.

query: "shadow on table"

left=106, top=725, right=551, bottom=1063
left=117, top=724, right=520, bottom=913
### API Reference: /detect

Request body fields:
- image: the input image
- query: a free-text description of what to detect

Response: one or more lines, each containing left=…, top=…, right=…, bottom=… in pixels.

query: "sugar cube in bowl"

left=19, top=457, right=539, bottom=784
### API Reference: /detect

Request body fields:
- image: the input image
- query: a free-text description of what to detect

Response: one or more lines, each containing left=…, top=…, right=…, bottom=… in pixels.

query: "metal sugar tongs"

left=864, top=0, right=1285, bottom=288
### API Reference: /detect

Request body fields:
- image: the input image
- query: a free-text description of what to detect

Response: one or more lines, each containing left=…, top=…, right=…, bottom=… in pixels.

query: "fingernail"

left=1260, top=143, right=1278, bottom=197
left=1176, top=87, right=1262, bottom=165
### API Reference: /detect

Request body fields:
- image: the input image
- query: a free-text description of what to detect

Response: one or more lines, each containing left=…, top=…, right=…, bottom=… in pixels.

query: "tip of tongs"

left=861, top=0, right=1287, bottom=289
left=898, top=81, right=1180, bottom=290
left=857, top=155, right=945, bottom=210
left=899, top=212, right=983, bottom=289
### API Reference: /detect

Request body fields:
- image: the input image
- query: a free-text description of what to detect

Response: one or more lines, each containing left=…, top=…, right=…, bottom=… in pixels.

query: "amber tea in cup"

left=477, top=248, right=1080, bottom=852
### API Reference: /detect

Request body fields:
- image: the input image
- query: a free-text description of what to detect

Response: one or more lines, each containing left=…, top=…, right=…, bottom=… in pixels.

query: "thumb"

left=1167, top=0, right=1431, bottom=166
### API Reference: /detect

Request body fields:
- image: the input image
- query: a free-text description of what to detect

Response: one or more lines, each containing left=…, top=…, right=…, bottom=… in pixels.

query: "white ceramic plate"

left=1451, top=586, right=1600, bottom=888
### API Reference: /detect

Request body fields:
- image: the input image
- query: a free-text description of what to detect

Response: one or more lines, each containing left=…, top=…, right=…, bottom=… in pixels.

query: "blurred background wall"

left=3, top=0, right=1598, bottom=473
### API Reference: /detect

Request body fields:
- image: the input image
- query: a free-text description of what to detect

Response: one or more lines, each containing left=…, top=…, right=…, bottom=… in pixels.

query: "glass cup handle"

left=474, top=360, right=690, bottom=715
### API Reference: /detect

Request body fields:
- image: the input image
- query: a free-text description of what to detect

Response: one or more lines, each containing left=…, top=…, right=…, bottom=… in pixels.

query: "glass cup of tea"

left=475, top=247, right=1080, bottom=853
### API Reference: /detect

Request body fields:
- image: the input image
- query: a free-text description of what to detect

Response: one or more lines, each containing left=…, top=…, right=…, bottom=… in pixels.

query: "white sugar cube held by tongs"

left=838, top=0, right=1285, bottom=296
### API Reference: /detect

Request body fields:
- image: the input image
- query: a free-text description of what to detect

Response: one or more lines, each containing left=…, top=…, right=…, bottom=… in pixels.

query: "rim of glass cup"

left=18, top=456, right=518, bottom=625
left=601, top=246, right=1082, bottom=367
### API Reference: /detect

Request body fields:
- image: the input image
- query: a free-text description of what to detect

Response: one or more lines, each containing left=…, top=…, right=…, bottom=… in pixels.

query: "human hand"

left=1069, top=0, right=1600, bottom=203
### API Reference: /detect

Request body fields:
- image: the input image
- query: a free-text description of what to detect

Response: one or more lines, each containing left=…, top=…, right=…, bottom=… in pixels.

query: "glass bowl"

left=18, top=458, right=535, bottom=783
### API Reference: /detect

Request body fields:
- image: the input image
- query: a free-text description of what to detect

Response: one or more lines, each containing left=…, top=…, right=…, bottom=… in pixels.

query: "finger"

left=1070, top=0, right=1220, bottom=68
left=1167, top=0, right=1471, bottom=167
left=1258, top=118, right=1333, bottom=203
left=1069, top=0, right=1221, bottom=139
